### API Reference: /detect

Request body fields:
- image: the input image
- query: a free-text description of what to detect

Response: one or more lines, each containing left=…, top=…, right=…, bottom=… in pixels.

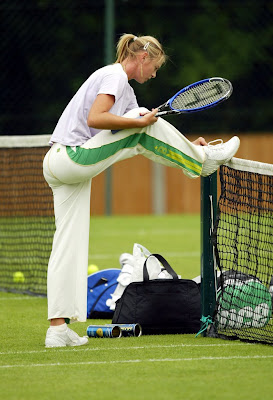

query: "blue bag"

left=87, top=269, right=120, bottom=319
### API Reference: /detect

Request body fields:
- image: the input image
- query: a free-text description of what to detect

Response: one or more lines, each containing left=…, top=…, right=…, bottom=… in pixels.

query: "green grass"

left=88, top=214, right=201, bottom=279
left=1, top=214, right=273, bottom=400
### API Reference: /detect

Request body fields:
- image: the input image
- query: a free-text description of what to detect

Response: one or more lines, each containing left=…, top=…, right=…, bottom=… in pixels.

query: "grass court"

left=1, top=214, right=272, bottom=400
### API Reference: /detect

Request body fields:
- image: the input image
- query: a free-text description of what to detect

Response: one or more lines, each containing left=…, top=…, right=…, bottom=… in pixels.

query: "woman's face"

left=134, top=53, right=161, bottom=84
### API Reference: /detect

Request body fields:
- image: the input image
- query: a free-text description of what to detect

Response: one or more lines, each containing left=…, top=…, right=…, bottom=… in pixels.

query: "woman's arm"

left=87, top=94, right=158, bottom=130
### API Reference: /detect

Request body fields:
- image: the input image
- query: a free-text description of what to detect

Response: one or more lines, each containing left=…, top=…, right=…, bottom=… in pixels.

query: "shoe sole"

left=45, top=338, right=88, bottom=348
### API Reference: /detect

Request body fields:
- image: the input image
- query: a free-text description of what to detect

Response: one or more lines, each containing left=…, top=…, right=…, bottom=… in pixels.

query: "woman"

left=43, top=33, right=239, bottom=347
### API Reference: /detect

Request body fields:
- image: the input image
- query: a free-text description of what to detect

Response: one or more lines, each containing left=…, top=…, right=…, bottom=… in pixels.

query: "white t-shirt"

left=50, top=63, right=138, bottom=146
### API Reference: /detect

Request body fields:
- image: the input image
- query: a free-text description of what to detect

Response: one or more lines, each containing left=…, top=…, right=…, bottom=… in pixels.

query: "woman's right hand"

left=138, top=108, right=158, bottom=127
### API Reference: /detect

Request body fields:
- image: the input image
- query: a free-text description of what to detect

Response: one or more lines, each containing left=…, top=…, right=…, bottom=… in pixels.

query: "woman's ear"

left=139, top=51, right=148, bottom=63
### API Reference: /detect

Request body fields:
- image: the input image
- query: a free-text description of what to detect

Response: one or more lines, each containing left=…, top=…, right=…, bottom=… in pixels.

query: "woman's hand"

left=138, top=109, right=158, bottom=127
left=192, top=137, right=208, bottom=146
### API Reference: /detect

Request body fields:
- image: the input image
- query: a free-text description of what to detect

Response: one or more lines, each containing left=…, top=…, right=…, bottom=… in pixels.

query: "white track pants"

left=43, top=108, right=206, bottom=322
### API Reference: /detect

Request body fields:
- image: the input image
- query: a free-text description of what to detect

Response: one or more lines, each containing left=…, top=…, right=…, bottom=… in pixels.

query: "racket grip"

left=155, top=111, right=168, bottom=117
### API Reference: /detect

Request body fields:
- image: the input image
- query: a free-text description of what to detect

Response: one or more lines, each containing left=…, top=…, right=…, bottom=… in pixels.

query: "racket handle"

left=156, top=110, right=180, bottom=117
left=155, top=111, right=168, bottom=117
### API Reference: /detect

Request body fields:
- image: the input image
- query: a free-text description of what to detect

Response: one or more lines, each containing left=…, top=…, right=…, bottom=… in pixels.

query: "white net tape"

left=0, top=135, right=51, bottom=148
left=226, top=157, right=273, bottom=176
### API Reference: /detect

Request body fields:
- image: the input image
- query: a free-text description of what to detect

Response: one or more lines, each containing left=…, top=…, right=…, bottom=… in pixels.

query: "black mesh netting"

left=0, top=143, right=55, bottom=296
left=213, top=163, right=273, bottom=345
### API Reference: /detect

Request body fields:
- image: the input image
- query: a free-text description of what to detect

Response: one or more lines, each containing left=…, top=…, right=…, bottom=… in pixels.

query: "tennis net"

left=0, top=135, right=54, bottom=296
left=212, top=157, right=273, bottom=345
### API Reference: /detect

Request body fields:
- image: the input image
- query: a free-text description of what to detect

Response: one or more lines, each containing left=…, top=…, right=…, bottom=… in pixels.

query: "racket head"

left=167, top=77, right=233, bottom=114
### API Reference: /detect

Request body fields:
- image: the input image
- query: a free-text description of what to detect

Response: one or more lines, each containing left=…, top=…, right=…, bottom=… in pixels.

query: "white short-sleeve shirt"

left=50, top=63, right=138, bottom=146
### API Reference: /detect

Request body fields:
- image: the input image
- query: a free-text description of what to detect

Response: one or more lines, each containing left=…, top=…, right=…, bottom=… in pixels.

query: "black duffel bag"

left=112, top=254, right=201, bottom=335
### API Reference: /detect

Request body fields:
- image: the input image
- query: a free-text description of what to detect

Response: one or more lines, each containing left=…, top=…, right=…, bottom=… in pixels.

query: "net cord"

left=225, top=157, right=273, bottom=176
left=0, top=135, right=51, bottom=148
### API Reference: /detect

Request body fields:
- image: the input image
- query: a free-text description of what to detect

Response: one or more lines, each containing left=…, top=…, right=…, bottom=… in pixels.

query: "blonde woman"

left=43, top=33, right=239, bottom=347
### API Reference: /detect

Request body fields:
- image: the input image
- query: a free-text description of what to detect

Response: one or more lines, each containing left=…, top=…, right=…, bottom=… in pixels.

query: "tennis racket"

left=155, top=77, right=233, bottom=117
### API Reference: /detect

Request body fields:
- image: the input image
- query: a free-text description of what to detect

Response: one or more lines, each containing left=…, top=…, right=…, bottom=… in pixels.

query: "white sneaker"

left=201, top=136, right=240, bottom=177
left=45, top=325, right=88, bottom=348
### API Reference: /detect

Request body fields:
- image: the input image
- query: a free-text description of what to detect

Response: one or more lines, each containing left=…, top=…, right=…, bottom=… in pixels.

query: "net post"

left=200, top=172, right=217, bottom=336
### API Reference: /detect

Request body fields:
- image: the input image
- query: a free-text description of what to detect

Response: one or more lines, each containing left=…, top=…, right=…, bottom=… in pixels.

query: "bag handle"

left=143, top=253, right=179, bottom=281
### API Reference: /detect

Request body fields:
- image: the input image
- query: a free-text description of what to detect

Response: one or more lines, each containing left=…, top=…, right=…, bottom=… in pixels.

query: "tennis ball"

left=13, top=271, right=25, bottom=283
left=96, top=328, right=104, bottom=337
left=88, top=264, right=99, bottom=275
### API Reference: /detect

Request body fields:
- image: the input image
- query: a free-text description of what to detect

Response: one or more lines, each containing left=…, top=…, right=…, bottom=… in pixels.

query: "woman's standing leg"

left=46, top=178, right=92, bottom=323
left=43, top=150, right=92, bottom=347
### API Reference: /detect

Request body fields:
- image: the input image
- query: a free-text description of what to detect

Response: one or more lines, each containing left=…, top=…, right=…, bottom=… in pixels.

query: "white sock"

left=49, top=323, right=67, bottom=332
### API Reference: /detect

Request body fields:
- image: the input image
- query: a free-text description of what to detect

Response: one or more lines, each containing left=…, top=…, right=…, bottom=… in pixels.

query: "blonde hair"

left=115, top=33, right=167, bottom=66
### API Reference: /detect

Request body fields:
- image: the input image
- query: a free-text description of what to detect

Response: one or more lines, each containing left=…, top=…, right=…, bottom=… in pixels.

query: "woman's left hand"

left=192, top=137, right=208, bottom=146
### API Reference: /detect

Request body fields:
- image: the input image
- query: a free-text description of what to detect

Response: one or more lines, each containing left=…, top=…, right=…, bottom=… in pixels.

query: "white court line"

left=1, top=355, right=273, bottom=369
left=0, top=343, right=251, bottom=356
left=0, top=296, right=43, bottom=301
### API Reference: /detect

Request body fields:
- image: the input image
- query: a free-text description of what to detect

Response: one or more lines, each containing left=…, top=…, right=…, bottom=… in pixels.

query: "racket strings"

left=171, top=81, right=231, bottom=111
